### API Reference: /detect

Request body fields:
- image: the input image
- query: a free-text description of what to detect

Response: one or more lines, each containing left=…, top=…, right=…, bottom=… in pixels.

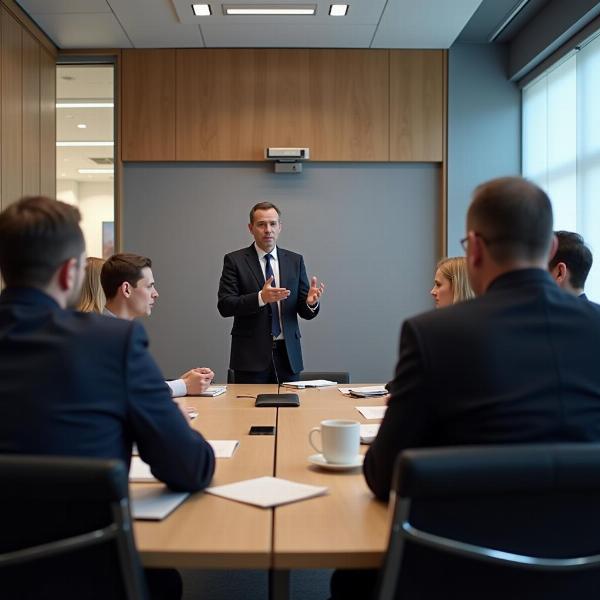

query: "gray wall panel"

left=123, top=162, right=439, bottom=383
left=447, top=43, right=521, bottom=256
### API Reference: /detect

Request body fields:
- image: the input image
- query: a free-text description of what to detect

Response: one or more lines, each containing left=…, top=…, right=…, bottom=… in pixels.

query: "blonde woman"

left=77, top=257, right=106, bottom=313
left=430, top=256, right=474, bottom=308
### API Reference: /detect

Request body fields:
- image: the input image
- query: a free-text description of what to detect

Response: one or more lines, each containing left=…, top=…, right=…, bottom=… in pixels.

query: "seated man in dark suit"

left=548, top=230, right=593, bottom=299
left=333, top=178, right=600, bottom=600
left=0, top=196, right=215, bottom=599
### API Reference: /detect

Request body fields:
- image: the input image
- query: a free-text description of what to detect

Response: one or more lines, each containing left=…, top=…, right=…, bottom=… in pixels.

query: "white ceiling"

left=17, top=0, right=483, bottom=49
left=56, top=65, right=114, bottom=183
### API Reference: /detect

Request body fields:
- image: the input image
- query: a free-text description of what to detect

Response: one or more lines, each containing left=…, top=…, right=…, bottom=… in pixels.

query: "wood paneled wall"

left=121, top=48, right=444, bottom=163
left=0, top=2, right=56, bottom=212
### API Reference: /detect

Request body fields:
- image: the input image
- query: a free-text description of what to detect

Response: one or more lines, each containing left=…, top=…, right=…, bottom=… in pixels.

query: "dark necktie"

left=264, top=253, right=281, bottom=337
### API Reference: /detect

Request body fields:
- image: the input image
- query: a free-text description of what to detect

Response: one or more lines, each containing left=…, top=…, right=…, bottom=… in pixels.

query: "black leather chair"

left=0, top=455, right=148, bottom=600
left=300, top=371, right=350, bottom=384
left=376, top=444, right=600, bottom=600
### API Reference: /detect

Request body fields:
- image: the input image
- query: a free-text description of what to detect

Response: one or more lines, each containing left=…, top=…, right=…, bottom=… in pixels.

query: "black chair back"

left=376, top=444, right=600, bottom=600
left=0, top=455, right=148, bottom=600
left=300, top=371, right=350, bottom=384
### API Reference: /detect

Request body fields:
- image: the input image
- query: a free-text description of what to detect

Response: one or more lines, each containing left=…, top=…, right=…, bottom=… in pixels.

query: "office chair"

left=376, top=443, right=600, bottom=600
left=0, top=455, right=148, bottom=600
left=300, top=371, right=350, bottom=384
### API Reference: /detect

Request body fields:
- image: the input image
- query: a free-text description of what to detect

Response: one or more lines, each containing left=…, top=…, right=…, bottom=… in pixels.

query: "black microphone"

left=255, top=341, right=300, bottom=407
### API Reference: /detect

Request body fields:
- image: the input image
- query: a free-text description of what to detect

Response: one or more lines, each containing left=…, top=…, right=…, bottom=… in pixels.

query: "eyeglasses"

left=460, top=233, right=517, bottom=252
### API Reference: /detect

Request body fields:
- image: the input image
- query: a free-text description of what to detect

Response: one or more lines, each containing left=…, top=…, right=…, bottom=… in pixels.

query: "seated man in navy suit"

left=548, top=230, right=593, bottom=299
left=100, top=252, right=214, bottom=397
left=334, top=178, right=600, bottom=600
left=0, top=196, right=215, bottom=599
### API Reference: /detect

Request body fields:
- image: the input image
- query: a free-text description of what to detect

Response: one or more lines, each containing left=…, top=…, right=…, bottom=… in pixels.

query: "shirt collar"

left=254, top=242, right=278, bottom=261
left=102, top=306, right=117, bottom=318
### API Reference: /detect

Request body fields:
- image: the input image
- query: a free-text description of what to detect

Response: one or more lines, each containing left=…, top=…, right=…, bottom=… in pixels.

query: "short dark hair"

left=0, top=196, right=84, bottom=288
left=249, top=202, right=281, bottom=224
left=100, top=253, right=152, bottom=300
left=468, top=177, right=553, bottom=264
left=549, top=231, right=593, bottom=289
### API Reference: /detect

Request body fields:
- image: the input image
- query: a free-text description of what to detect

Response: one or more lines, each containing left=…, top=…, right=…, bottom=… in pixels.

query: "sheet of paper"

left=130, top=486, right=189, bottom=520
left=356, top=406, right=387, bottom=420
left=208, top=440, right=239, bottom=458
left=206, top=476, right=328, bottom=508
left=199, top=385, right=227, bottom=397
left=283, top=380, right=337, bottom=388
left=129, top=456, right=156, bottom=482
left=360, top=423, right=380, bottom=444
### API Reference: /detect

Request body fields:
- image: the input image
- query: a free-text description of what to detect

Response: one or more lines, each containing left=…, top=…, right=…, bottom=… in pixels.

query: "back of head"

left=467, top=177, right=553, bottom=265
left=0, top=196, right=84, bottom=288
left=437, top=257, right=474, bottom=303
left=101, top=253, right=152, bottom=300
left=549, top=231, right=593, bottom=290
left=77, top=257, right=106, bottom=313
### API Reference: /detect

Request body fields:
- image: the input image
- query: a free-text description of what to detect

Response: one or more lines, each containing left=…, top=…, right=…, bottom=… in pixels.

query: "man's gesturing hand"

left=261, top=276, right=290, bottom=303
left=307, top=276, right=325, bottom=306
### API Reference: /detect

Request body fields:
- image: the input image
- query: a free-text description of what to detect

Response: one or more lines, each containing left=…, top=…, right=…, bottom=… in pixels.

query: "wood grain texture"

left=135, top=407, right=276, bottom=568
left=1, top=7, right=22, bottom=207
left=121, top=49, right=175, bottom=161
left=274, top=403, right=388, bottom=569
left=175, top=49, right=389, bottom=161
left=39, top=47, right=55, bottom=199
left=0, top=0, right=56, bottom=56
left=390, top=50, right=444, bottom=162
left=21, top=30, right=40, bottom=197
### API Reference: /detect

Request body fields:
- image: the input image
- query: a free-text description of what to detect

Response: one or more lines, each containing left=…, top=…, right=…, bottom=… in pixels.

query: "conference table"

left=133, top=384, right=390, bottom=599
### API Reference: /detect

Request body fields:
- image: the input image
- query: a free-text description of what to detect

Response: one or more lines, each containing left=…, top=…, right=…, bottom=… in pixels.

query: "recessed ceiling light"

left=329, top=4, right=348, bottom=16
left=77, top=123, right=87, bottom=129
left=56, top=102, right=114, bottom=108
left=192, top=3, right=211, bottom=15
left=56, top=141, right=114, bottom=147
left=78, top=168, right=114, bottom=174
left=223, top=4, right=316, bottom=15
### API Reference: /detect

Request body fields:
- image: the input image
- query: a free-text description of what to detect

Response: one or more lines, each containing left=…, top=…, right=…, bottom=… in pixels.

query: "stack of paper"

left=339, top=386, right=387, bottom=398
left=206, top=476, right=327, bottom=508
left=360, top=423, right=380, bottom=444
left=130, top=440, right=240, bottom=482
left=283, top=380, right=337, bottom=388
left=199, top=385, right=227, bottom=397
left=130, top=486, right=189, bottom=520
left=356, top=406, right=387, bottom=420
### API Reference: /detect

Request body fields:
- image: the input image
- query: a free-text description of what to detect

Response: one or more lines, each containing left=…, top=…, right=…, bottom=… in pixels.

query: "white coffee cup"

left=308, top=419, right=360, bottom=464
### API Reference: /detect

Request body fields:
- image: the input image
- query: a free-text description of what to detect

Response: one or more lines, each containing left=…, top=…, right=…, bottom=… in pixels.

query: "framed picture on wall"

left=102, top=221, right=114, bottom=259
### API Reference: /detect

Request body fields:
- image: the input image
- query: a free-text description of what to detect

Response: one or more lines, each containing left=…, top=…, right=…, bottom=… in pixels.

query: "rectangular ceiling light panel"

left=223, top=4, right=316, bottom=15
left=329, top=4, right=348, bottom=16
left=192, top=4, right=212, bottom=15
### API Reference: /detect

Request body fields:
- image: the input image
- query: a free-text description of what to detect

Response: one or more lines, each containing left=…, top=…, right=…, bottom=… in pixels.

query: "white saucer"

left=308, top=453, right=364, bottom=471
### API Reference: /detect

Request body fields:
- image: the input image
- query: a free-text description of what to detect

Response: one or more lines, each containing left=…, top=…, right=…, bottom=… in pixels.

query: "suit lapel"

left=278, top=248, right=291, bottom=290
left=244, top=244, right=265, bottom=289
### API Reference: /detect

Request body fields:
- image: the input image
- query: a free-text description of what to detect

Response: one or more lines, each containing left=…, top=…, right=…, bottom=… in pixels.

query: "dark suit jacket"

left=217, top=244, right=319, bottom=373
left=0, top=287, right=215, bottom=492
left=364, top=269, right=600, bottom=599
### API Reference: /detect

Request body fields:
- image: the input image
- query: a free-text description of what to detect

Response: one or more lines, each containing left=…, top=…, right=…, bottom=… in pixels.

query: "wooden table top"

left=134, top=385, right=389, bottom=570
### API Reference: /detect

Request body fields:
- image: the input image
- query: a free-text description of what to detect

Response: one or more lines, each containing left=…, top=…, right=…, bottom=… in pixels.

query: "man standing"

left=101, top=252, right=214, bottom=396
left=218, top=202, right=324, bottom=383
left=0, top=196, right=214, bottom=598
left=548, top=230, right=593, bottom=298
left=346, top=177, right=600, bottom=600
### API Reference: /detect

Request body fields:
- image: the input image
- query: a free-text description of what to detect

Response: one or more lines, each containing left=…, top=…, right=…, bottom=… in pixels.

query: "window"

left=522, top=33, right=600, bottom=301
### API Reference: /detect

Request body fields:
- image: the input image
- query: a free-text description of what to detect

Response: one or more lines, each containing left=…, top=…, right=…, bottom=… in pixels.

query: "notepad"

left=283, top=380, right=337, bottom=388
left=199, top=386, right=227, bottom=397
left=206, top=476, right=328, bottom=508
left=130, top=486, right=189, bottom=520
left=360, top=424, right=380, bottom=444
left=208, top=440, right=239, bottom=458
left=356, top=406, right=387, bottom=420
